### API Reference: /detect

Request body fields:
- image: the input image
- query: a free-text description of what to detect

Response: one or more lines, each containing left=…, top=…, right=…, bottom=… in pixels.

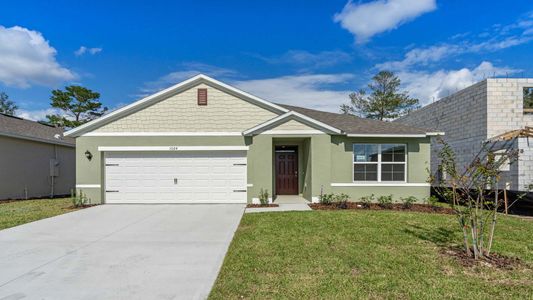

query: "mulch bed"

left=65, top=204, right=98, bottom=210
left=309, top=202, right=455, bottom=214
left=440, top=247, right=527, bottom=270
left=246, top=204, right=279, bottom=208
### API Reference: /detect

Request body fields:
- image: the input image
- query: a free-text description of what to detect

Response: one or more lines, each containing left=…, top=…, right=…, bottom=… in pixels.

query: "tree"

left=431, top=137, right=522, bottom=259
left=46, top=86, right=107, bottom=128
left=340, top=71, right=419, bottom=120
left=0, top=92, right=18, bottom=115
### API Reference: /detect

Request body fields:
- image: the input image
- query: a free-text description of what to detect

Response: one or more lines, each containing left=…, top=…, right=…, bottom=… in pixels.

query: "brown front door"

left=275, top=147, right=298, bottom=195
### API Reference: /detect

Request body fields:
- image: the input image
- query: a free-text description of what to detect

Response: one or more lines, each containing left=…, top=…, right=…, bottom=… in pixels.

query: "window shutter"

left=197, top=88, right=207, bottom=105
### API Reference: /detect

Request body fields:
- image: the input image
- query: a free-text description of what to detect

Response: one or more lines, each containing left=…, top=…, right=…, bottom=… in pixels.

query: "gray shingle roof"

left=0, top=113, right=74, bottom=146
left=278, top=104, right=429, bottom=135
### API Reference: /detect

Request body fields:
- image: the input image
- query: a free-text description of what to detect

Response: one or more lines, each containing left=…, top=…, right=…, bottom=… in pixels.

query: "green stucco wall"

left=75, top=134, right=430, bottom=204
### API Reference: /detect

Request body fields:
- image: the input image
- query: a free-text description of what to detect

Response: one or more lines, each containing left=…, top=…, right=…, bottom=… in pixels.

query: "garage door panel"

left=105, top=151, right=247, bottom=204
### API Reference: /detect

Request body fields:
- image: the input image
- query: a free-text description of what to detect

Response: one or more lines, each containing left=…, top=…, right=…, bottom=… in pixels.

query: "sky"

left=0, top=0, right=532, bottom=120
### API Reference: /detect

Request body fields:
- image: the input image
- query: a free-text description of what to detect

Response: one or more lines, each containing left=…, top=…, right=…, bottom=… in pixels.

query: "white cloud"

left=233, top=74, right=354, bottom=112
left=378, top=12, right=533, bottom=71
left=0, top=26, right=76, bottom=88
left=398, top=61, right=517, bottom=104
left=74, top=46, right=102, bottom=56
left=140, top=63, right=353, bottom=112
left=137, top=62, right=238, bottom=97
left=259, top=50, right=352, bottom=70
left=16, top=108, right=62, bottom=121
left=334, top=0, right=436, bottom=44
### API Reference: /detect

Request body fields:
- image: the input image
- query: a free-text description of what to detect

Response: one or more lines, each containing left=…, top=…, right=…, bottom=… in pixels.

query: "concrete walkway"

left=0, top=204, right=244, bottom=300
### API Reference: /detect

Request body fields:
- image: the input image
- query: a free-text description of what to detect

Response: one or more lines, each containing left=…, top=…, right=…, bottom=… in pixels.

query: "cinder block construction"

left=396, top=78, right=533, bottom=192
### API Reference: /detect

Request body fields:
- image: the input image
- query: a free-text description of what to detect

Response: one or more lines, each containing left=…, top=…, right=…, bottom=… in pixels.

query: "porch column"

left=310, top=134, right=331, bottom=201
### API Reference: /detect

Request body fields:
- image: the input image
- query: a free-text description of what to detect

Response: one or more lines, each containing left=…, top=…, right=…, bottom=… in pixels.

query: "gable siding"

left=270, top=119, right=318, bottom=131
left=94, top=83, right=279, bottom=132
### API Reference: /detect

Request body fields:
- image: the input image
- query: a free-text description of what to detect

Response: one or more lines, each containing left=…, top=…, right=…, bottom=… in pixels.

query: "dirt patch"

left=246, top=204, right=280, bottom=208
left=309, top=202, right=454, bottom=214
left=440, top=247, right=527, bottom=270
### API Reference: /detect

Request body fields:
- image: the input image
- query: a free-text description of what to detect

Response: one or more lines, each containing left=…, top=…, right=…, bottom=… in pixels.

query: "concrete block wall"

left=396, top=80, right=488, bottom=179
left=486, top=78, right=533, bottom=137
left=396, top=78, right=533, bottom=192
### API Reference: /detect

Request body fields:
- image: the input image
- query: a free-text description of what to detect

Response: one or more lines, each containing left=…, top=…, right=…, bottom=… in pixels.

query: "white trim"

left=347, top=133, right=426, bottom=138
left=352, top=143, right=407, bottom=183
left=65, top=74, right=289, bottom=137
left=76, top=184, right=101, bottom=188
left=98, top=146, right=249, bottom=152
left=347, top=133, right=444, bottom=137
left=331, top=183, right=430, bottom=187
left=82, top=131, right=243, bottom=137
left=243, top=111, right=342, bottom=136
left=247, top=183, right=254, bottom=187
left=0, top=131, right=75, bottom=147
left=426, top=132, right=445, bottom=136
left=98, top=146, right=249, bottom=151
left=261, top=130, right=324, bottom=135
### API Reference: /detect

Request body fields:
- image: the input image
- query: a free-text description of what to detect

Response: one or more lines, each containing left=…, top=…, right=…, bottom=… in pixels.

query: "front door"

left=275, top=147, right=298, bottom=195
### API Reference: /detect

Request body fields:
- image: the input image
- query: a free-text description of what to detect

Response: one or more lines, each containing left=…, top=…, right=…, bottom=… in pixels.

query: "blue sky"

left=1, top=0, right=532, bottom=120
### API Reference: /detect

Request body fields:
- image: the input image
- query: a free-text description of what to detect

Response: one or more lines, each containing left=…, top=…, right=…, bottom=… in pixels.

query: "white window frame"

left=352, top=143, right=407, bottom=183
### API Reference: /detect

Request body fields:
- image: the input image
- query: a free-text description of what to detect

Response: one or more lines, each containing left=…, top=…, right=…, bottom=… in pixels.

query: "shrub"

left=71, top=189, right=88, bottom=208
left=259, top=188, right=270, bottom=206
left=401, top=196, right=417, bottom=209
left=334, top=193, right=350, bottom=209
left=377, top=195, right=393, bottom=209
left=360, top=194, right=375, bottom=209
left=319, top=193, right=335, bottom=205
left=425, top=195, right=439, bottom=207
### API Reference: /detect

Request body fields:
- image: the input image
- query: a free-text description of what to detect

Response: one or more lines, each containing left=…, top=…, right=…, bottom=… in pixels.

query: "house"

left=0, top=113, right=75, bottom=200
left=65, top=74, right=438, bottom=204
left=396, top=78, right=533, bottom=193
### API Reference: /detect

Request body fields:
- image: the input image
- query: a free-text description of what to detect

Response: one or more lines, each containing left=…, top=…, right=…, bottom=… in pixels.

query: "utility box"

left=50, top=159, right=60, bottom=177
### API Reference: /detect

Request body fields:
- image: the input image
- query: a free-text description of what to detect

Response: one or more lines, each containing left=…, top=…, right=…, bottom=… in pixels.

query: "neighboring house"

left=0, top=113, right=75, bottom=200
left=65, top=74, right=438, bottom=204
left=396, top=78, right=533, bottom=193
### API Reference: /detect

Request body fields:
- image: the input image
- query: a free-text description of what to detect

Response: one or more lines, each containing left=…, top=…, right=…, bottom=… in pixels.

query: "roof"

left=0, top=113, right=74, bottom=147
left=277, top=104, right=435, bottom=136
left=243, top=111, right=342, bottom=136
left=65, top=74, right=289, bottom=137
left=65, top=74, right=438, bottom=138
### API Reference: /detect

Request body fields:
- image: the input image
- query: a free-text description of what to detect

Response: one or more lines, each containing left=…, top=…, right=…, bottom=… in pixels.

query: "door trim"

left=275, top=146, right=299, bottom=195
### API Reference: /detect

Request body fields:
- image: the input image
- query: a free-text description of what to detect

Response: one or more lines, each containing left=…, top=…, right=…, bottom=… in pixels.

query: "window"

left=353, top=144, right=406, bottom=182
left=524, top=87, right=533, bottom=114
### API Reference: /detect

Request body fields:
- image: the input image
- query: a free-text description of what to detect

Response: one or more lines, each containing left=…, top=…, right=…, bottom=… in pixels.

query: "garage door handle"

left=233, top=163, right=246, bottom=166
left=106, top=190, right=119, bottom=193
left=233, top=189, right=246, bottom=192
left=106, top=163, right=119, bottom=166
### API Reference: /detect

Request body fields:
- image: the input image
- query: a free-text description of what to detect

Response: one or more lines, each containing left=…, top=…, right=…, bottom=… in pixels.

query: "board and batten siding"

left=94, top=83, right=279, bottom=133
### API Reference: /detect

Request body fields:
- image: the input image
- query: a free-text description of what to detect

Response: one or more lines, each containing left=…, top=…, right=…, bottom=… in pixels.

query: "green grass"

left=210, top=210, right=533, bottom=299
left=0, top=198, right=78, bottom=230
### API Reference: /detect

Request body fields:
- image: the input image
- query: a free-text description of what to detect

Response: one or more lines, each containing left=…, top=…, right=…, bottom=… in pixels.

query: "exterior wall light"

left=85, top=150, right=93, bottom=161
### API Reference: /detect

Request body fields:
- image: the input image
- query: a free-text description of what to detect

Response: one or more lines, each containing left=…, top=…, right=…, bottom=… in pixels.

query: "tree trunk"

left=487, top=187, right=499, bottom=256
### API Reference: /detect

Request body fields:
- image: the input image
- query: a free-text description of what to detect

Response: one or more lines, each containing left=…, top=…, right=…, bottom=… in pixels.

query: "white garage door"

left=104, top=151, right=247, bottom=204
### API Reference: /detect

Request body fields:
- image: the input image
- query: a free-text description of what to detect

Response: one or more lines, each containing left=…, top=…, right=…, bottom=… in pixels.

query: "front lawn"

left=210, top=210, right=533, bottom=299
left=0, top=198, right=78, bottom=230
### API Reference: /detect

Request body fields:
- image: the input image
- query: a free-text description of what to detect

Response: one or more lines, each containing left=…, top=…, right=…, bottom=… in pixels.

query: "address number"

left=169, top=146, right=180, bottom=151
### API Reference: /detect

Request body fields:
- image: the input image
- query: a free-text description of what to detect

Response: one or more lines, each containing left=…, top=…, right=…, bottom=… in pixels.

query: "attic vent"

left=197, top=88, right=207, bottom=106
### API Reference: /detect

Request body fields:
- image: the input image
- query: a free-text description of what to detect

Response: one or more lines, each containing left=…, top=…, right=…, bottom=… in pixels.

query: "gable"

left=264, top=119, right=321, bottom=132
left=94, top=83, right=279, bottom=133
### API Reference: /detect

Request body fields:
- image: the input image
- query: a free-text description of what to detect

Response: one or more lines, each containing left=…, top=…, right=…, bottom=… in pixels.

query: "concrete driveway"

left=0, top=204, right=244, bottom=300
